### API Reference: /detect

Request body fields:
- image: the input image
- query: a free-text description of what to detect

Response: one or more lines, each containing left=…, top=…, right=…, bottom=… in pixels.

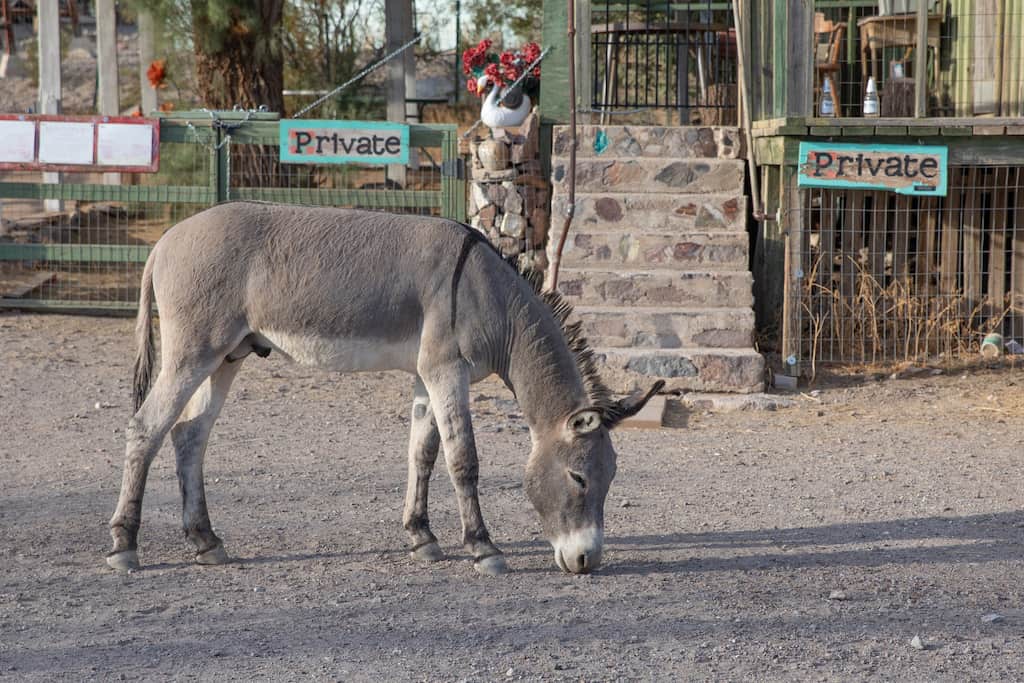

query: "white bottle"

left=820, top=77, right=836, bottom=117
left=863, top=76, right=880, bottom=117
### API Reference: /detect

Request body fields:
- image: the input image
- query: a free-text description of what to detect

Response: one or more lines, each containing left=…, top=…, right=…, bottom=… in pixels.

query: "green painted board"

left=797, top=141, right=948, bottom=196
left=0, top=243, right=151, bottom=262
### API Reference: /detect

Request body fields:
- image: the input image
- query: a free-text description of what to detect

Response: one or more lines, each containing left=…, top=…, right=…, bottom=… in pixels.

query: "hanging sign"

left=0, top=114, right=160, bottom=172
left=279, top=120, right=409, bottom=165
left=798, top=142, right=948, bottom=197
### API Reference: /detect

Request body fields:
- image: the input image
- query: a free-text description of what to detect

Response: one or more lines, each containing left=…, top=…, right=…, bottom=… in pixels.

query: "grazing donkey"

left=107, top=202, right=662, bottom=576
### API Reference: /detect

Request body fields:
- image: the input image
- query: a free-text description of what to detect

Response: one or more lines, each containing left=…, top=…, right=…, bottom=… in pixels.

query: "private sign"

left=797, top=141, right=948, bottom=197
left=279, top=120, right=409, bottom=165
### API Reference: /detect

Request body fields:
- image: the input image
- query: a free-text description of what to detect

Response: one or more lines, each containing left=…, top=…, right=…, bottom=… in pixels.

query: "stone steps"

left=594, top=347, right=766, bottom=394
left=554, top=231, right=749, bottom=271
left=550, top=193, right=746, bottom=233
left=552, top=158, right=746, bottom=195
left=552, top=126, right=744, bottom=160
left=574, top=306, right=754, bottom=349
left=555, top=268, right=753, bottom=308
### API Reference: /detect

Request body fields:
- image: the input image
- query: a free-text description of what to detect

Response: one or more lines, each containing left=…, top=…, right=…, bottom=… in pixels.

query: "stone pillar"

left=466, top=110, right=550, bottom=272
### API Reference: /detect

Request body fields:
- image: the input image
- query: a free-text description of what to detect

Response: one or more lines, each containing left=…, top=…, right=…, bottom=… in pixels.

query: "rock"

left=471, top=183, right=492, bottom=211
left=500, top=213, right=527, bottom=238
left=476, top=138, right=509, bottom=171
left=981, top=613, right=1004, bottom=623
left=910, top=635, right=925, bottom=650
left=502, top=183, right=524, bottom=214
left=828, top=590, right=847, bottom=601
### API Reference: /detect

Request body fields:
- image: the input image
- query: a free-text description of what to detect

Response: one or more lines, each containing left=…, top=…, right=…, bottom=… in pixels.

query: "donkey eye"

left=567, top=470, right=587, bottom=491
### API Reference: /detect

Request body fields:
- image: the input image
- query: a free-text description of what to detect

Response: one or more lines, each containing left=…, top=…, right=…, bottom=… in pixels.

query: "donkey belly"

left=256, top=329, right=420, bottom=373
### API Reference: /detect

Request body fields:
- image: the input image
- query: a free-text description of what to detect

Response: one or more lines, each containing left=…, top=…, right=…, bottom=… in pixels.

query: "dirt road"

left=2, top=311, right=1023, bottom=681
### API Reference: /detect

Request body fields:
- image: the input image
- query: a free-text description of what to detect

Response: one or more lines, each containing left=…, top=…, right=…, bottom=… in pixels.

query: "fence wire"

left=814, top=0, right=1024, bottom=118
left=590, top=0, right=737, bottom=125
left=799, top=165, right=1024, bottom=366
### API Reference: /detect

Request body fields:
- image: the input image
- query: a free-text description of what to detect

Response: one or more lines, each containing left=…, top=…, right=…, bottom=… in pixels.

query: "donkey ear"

left=603, top=380, right=666, bottom=429
left=567, top=409, right=603, bottom=436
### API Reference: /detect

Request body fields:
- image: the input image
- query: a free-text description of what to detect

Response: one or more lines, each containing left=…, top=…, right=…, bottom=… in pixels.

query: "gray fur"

left=107, top=201, right=661, bottom=575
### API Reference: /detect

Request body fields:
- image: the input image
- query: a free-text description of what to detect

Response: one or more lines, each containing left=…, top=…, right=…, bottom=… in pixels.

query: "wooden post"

left=37, top=0, right=62, bottom=213
left=575, top=0, right=592, bottom=124
left=786, top=0, right=813, bottom=117
left=385, top=0, right=413, bottom=187
left=137, top=8, right=157, bottom=116
left=96, top=0, right=119, bottom=185
left=914, top=0, right=928, bottom=117
left=781, top=165, right=804, bottom=377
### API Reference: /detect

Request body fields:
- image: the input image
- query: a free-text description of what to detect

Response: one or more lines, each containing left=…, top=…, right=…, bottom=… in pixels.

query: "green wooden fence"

left=0, top=113, right=465, bottom=313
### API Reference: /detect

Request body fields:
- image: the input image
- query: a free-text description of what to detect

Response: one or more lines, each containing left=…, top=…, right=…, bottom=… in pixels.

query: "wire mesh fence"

left=813, top=0, right=1024, bottom=118
left=0, top=116, right=464, bottom=313
left=799, top=165, right=1024, bottom=368
left=589, top=0, right=737, bottom=124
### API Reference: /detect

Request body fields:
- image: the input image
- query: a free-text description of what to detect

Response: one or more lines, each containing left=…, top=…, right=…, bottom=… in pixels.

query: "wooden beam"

left=385, top=0, right=413, bottom=186
left=781, top=165, right=803, bottom=376
left=786, top=0, right=813, bottom=117
left=914, top=0, right=928, bottom=117
left=37, top=0, right=62, bottom=212
left=96, top=0, right=120, bottom=185
left=137, top=9, right=157, bottom=116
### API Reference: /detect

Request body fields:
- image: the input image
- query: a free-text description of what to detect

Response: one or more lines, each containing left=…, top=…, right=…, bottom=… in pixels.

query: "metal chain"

left=185, top=106, right=266, bottom=151
left=462, top=47, right=550, bottom=139
left=292, top=35, right=422, bottom=119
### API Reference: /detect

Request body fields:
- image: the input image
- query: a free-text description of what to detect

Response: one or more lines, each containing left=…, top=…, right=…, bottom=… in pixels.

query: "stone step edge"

left=672, top=392, right=796, bottom=413
left=594, top=346, right=763, bottom=357
left=555, top=267, right=753, bottom=278
left=573, top=305, right=755, bottom=316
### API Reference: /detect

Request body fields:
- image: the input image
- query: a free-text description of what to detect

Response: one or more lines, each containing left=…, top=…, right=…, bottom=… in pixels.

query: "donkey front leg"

left=403, top=376, right=445, bottom=563
left=420, top=362, right=507, bottom=576
left=170, top=360, right=242, bottom=565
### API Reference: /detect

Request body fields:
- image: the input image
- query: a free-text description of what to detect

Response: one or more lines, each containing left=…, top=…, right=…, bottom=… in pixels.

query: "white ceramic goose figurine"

left=477, top=74, right=532, bottom=131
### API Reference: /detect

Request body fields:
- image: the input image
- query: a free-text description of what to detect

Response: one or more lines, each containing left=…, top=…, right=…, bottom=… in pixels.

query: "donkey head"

left=524, top=381, right=664, bottom=574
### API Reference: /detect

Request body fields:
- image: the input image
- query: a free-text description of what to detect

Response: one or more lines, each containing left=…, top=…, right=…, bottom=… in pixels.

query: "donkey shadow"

left=592, top=510, right=1024, bottom=576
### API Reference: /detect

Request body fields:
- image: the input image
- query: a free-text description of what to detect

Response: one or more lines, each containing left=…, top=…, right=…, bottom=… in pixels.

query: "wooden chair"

left=814, top=12, right=846, bottom=115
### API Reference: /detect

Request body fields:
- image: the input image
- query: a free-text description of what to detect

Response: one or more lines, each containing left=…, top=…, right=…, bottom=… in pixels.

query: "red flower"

left=146, top=59, right=167, bottom=89
left=483, top=62, right=503, bottom=88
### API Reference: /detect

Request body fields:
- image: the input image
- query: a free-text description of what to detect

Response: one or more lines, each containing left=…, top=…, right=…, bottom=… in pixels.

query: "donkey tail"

left=132, top=255, right=156, bottom=414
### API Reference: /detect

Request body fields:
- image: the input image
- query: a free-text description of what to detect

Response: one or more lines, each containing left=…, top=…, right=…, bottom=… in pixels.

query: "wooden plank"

left=781, top=165, right=803, bottom=375
left=869, top=191, right=887, bottom=286
left=916, top=196, right=938, bottom=297
left=962, top=167, right=982, bottom=314
left=892, top=194, right=911, bottom=286
left=973, top=125, right=1007, bottom=136
left=939, top=168, right=963, bottom=296
left=38, top=0, right=62, bottom=213
left=875, top=126, right=909, bottom=136
left=839, top=126, right=876, bottom=136
left=0, top=243, right=151, bottom=263
left=1, top=271, right=57, bottom=299
left=137, top=9, right=157, bottom=115
left=940, top=127, right=974, bottom=136
left=809, top=126, right=839, bottom=136
left=1013, top=169, right=1024, bottom=340
left=914, top=0, right=928, bottom=117
left=786, top=0, right=813, bottom=117
left=96, top=0, right=120, bottom=186
left=818, top=189, right=835, bottom=292
left=988, top=166, right=1008, bottom=319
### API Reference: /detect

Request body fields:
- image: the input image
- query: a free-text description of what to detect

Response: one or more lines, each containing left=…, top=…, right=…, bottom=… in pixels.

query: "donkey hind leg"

left=420, top=362, right=507, bottom=576
left=170, top=360, right=243, bottom=566
left=403, top=376, right=444, bottom=563
left=107, top=360, right=220, bottom=572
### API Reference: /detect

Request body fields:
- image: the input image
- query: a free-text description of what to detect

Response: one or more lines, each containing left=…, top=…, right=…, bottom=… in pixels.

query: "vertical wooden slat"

left=781, top=165, right=803, bottom=376
left=989, top=166, right=1008, bottom=322
left=917, top=196, right=939, bottom=297
left=1012, top=167, right=1024, bottom=340
left=869, top=192, right=887, bottom=285
left=893, top=195, right=911, bottom=286
left=914, top=0, right=929, bottom=117
left=940, top=168, right=963, bottom=296
left=963, top=168, right=983, bottom=316
left=818, top=189, right=835, bottom=291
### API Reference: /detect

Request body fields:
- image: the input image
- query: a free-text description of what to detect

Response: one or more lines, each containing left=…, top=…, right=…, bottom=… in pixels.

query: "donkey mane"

left=457, top=222, right=621, bottom=425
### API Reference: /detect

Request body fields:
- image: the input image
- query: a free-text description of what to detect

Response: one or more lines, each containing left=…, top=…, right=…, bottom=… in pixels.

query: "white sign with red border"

left=0, top=114, right=160, bottom=172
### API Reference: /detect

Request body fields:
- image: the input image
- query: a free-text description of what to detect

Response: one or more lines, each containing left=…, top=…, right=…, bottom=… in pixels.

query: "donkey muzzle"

left=552, top=526, right=604, bottom=574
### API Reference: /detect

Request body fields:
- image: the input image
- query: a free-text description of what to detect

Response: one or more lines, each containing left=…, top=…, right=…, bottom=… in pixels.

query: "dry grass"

left=800, top=254, right=1023, bottom=382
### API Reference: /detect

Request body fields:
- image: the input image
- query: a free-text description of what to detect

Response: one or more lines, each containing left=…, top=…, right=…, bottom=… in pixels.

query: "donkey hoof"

left=473, top=554, right=508, bottom=576
left=410, top=542, right=445, bottom=563
left=195, top=545, right=230, bottom=565
left=106, top=550, right=140, bottom=573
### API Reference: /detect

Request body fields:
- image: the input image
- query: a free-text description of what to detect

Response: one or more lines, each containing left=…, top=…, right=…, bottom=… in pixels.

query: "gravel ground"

left=2, top=311, right=1023, bottom=681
